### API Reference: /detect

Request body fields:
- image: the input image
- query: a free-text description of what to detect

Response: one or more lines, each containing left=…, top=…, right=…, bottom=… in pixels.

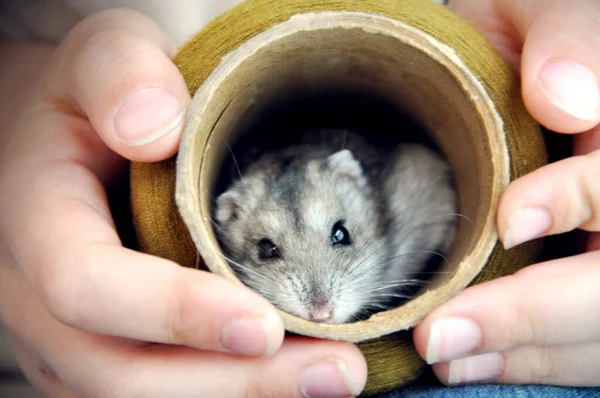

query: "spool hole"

left=213, top=89, right=454, bottom=313
left=183, top=14, right=501, bottom=334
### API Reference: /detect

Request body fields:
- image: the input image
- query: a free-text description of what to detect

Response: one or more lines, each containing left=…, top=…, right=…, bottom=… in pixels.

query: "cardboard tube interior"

left=176, top=12, right=509, bottom=342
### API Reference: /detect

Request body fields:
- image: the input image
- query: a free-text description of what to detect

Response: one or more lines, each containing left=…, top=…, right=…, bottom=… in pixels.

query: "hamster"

left=213, top=129, right=458, bottom=324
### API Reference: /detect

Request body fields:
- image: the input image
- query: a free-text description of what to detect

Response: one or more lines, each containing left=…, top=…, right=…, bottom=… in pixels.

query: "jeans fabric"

left=379, top=385, right=600, bottom=398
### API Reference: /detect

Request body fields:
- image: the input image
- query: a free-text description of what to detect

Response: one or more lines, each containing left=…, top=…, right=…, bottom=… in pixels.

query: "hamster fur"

left=214, top=129, right=458, bottom=324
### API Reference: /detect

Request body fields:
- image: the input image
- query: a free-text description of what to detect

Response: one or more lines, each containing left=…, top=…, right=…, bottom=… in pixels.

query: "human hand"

left=412, top=0, right=600, bottom=386
left=0, top=9, right=366, bottom=397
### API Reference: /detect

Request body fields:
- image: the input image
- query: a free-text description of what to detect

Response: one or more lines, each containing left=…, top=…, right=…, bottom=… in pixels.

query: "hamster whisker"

left=377, top=278, right=430, bottom=284
left=421, top=250, right=450, bottom=267
left=267, top=296, right=290, bottom=309
left=341, top=128, right=348, bottom=150
left=208, top=215, right=226, bottom=234
left=349, top=310, right=372, bottom=322
left=432, top=212, right=473, bottom=226
left=364, top=281, right=429, bottom=293
left=366, top=303, right=394, bottom=311
left=387, top=249, right=451, bottom=268
left=341, top=271, right=383, bottom=293
left=400, top=270, right=453, bottom=275
left=370, top=293, right=414, bottom=300
left=347, top=315, right=363, bottom=323
left=341, top=243, right=386, bottom=284
left=338, top=232, right=378, bottom=278
left=224, top=138, right=252, bottom=193
left=215, top=251, right=259, bottom=275
left=362, top=287, right=416, bottom=298
left=386, top=249, right=447, bottom=260
left=215, top=251, right=279, bottom=287
left=210, top=219, right=263, bottom=261
left=341, top=265, right=387, bottom=293
left=342, top=246, right=387, bottom=283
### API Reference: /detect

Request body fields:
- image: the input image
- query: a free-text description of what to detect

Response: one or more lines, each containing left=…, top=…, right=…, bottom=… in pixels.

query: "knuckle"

left=34, top=264, right=72, bottom=321
left=65, top=14, right=170, bottom=85
left=62, top=8, right=149, bottom=50
left=244, top=370, right=292, bottom=398
left=244, top=376, right=264, bottom=398
left=506, top=295, right=539, bottom=347
left=164, top=276, right=186, bottom=345
left=579, top=150, right=600, bottom=230
left=35, top=250, right=88, bottom=328
left=528, top=346, right=558, bottom=384
left=67, top=25, right=172, bottom=108
left=72, top=27, right=143, bottom=76
left=164, top=271, right=210, bottom=347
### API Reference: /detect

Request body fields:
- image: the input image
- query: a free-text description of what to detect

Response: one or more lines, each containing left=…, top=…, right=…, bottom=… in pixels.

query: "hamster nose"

left=309, top=307, right=334, bottom=322
left=309, top=294, right=334, bottom=322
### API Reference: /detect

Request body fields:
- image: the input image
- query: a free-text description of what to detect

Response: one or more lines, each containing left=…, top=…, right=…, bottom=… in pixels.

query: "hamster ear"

left=215, top=190, right=241, bottom=224
left=327, top=149, right=364, bottom=181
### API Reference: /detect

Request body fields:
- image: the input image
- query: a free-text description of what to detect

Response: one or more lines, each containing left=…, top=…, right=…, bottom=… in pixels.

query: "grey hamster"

left=214, top=129, right=457, bottom=324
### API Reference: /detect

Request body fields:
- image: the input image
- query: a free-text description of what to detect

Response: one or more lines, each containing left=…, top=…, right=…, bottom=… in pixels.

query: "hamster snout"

left=308, top=292, right=334, bottom=322
left=214, top=129, right=458, bottom=324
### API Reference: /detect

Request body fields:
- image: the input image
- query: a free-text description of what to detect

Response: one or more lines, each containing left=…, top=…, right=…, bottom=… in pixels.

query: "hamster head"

left=215, top=149, right=387, bottom=324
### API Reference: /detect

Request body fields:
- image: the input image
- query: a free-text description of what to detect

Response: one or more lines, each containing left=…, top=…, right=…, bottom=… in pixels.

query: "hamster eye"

left=258, top=238, right=281, bottom=260
left=330, top=221, right=351, bottom=246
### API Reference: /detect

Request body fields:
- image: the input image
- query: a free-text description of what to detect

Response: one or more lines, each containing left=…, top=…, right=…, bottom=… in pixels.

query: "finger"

left=44, top=8, right=190, bottom=162
left=446, top=0, right=523, bottom=70
left=585, top=231, right=600, bottom=252
left=568, top=124, right=600, bottom=253
left=1, top=162, right=283, bottom=356
left=413, top=250, right=600, bottom=365
left=431, top=342, right=600, bottom=386
left=449, top=0, right=600, bottom=133
left=98, top=338, right=366, bottom=398
left=499, top=343, right=600, bottom=386
left=516, top=0, right=600, bottom=132
left=573, top=124, right=600, bottom=156
left=1, top=266, right=367, bottom=398
left=0, top=9, right=283, bottom=355
left=496, top=143, right=600, bottom=249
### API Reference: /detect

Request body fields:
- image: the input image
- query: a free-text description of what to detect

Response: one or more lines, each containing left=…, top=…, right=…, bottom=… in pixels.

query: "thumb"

left=514, top=0, right=600, bottom=133
left=45, top=8, right=190, bottom=162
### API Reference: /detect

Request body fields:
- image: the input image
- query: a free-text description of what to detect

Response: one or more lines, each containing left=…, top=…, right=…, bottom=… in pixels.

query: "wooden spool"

left=130, top=1, right=547, bottom=394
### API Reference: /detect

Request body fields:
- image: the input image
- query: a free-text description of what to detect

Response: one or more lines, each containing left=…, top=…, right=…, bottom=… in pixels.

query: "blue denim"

left=378, top=385, right=600, bottom=398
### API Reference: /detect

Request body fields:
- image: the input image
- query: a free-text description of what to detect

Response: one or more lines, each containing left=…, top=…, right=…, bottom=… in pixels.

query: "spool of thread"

left=130, top=0, right=547, bottom=394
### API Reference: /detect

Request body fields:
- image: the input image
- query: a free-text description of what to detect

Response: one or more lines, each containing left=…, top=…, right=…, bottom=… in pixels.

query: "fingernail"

left=220, top=317, right=272, bottom=357
left=503, top=207, right=552, bottom=250
left=113, top=87, right=185, bottom=146
left=299, top=358, right=361, bottom=398
left=426, top=317, right=482, bottom=364
left=447, top=352, right=504, bottom=385
left=538, top=58, right=600, bottom=121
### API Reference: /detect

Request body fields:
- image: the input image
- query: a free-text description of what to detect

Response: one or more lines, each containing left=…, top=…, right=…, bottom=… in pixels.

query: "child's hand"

left=0, top=9, right=366, bottom=397
left=413, top=0, right=600, bottom=386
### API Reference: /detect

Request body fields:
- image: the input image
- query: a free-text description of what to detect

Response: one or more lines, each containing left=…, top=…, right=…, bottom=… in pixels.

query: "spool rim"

left=175, top=11, right=510, bottom=342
